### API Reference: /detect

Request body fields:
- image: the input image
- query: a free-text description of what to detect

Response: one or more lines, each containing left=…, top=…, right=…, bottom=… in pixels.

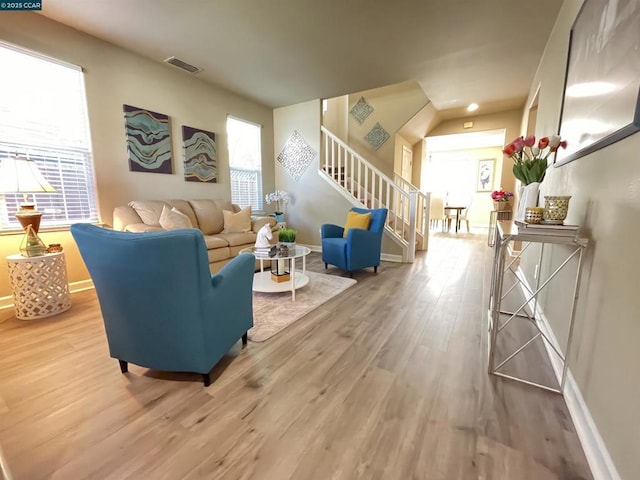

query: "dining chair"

left=429, top=196, right=446, bottom=231
left=447, top=198, right=473, bottom=232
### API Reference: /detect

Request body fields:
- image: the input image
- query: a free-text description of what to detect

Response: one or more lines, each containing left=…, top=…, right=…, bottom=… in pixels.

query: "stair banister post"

left=407, top=190, right=417, bottom=263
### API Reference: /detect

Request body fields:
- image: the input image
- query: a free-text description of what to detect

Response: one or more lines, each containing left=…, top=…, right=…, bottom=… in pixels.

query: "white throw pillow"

left=159, top=205, right=193, bottom=230
left=222, top=206, right=252, bottom=233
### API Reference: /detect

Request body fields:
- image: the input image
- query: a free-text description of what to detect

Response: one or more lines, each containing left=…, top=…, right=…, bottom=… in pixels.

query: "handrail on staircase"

left=320, top=126, right=429, bottom=262
left=393, top=173, right=430, bottom=250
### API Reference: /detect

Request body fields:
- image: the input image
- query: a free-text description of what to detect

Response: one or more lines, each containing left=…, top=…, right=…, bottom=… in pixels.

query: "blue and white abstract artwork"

left=364, top=122, right=390, bottom=150
left=123, top=104, right=172, bottom=174
left=350, top=97, right=374, bottom=125
left=182, top=126, right=217, bottom=183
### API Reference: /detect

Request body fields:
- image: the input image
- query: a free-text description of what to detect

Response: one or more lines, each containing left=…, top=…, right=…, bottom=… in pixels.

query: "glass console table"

left=487, top=221, right=588, bottom=394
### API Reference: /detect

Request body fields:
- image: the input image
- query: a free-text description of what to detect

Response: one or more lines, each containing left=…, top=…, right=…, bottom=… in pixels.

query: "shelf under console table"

left=487, top=221, right=589, bottom=394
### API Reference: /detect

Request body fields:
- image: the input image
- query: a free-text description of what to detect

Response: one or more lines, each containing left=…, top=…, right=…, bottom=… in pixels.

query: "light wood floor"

left=0, top=232, right=592, bottom=480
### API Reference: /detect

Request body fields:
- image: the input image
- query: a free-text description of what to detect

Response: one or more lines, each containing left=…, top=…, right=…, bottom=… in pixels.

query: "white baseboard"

left=514, top=267, right=621, bottom=480
left=0, top=279, right=94, bottom=314
left=301, top=244, right=403, bottom=263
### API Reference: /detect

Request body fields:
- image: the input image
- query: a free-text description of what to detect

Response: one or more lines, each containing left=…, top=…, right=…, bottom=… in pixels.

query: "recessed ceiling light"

left=566, top=81, right=616, bottom=98
left=467, top=103, right=479, bottom=112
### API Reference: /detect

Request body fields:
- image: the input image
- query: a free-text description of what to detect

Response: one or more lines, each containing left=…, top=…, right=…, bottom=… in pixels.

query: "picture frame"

left=476, top=159, right=494, bottom=192
left=555, top=0, right=640, bottom=166
left=123, top=104, right=172, bottom=174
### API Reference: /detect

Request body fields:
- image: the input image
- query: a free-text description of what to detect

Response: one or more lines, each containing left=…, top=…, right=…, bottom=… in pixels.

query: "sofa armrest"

left=251, top=215, right=277, bottom=232
left=124, top=223, right=165, bottom=233
left=113, top=205, right=143, bottom=231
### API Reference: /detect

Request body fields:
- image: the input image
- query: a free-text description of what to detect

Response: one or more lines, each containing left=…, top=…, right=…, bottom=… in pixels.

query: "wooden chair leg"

left=374, top=266, right=378, bottom=273
left=325, top=263, right=328, bottom=269
left=202, top=373, right=211, bottom=387
left=118, top=360, right=128, bottom=373
left=242, top=332, right=248, bottom=346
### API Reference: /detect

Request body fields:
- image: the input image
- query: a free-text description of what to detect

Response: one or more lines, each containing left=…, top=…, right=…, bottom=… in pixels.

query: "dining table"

left=444, top=205, right=466, bottom=233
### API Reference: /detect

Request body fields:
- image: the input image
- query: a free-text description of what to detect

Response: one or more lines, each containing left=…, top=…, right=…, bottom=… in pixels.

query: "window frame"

left=0, top=41, right=100, bottom=232
left=226, top=115, right=264, bottom=212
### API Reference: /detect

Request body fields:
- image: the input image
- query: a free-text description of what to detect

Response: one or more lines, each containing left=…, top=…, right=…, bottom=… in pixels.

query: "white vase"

left=516, top=182, right=540, bottom=221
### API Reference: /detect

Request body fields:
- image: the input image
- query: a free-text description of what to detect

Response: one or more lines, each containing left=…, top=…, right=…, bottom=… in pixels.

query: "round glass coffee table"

left=240, top=245, right=311, bottom=301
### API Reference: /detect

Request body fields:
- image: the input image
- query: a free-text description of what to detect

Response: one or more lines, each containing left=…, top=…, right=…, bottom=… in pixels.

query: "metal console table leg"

left=487, top=221, right=588, bottom=394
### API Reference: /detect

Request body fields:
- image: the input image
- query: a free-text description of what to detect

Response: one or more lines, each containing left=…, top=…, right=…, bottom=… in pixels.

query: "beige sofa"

left=113, top=199, right=277, bottom=273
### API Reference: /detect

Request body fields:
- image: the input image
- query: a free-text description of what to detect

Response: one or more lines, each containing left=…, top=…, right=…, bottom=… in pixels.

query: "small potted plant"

left=278, top=228, right=296, bottom=247
left=265, top=190, right=290, bottom=223
left=490, top=189, right=514, bottom=211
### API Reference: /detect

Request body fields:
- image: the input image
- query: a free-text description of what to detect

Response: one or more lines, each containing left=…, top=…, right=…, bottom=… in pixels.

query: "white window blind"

left=227, top=116, right=263, bottom=211
left=0, top=42, right=99, bottom=230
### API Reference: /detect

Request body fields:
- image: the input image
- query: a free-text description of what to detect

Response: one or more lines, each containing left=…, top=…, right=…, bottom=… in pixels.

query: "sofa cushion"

left=128, top=200, right=167, bottom=226
left=189, top=199, right=233, bottom=235
left=215, top=232, right=257, bottom=247
left=222, top=206, right=252, bottom=233
left=206, top=246, right=232, bottom=263
left=202, top=235, right=229, bottom=249
left=159, top=205, right=193, bottom=230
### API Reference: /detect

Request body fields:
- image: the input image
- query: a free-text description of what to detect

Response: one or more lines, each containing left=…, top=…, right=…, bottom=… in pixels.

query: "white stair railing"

left=320, top=126, right=427, bottom=262
left=393, top=173, right=430, bottom=250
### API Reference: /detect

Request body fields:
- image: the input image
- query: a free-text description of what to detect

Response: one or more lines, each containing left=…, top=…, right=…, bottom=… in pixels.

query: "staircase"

left=319, top=126, right=430, bottom=263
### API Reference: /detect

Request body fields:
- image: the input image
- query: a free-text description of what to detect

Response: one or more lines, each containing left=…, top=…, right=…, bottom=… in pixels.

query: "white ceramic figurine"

left=255, top=223, right=273, bottom=248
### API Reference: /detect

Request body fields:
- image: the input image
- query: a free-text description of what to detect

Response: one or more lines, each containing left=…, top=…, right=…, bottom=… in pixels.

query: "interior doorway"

left=422, top=129, right=506, bottom=228
left=401, top=145, right=413, bottom=181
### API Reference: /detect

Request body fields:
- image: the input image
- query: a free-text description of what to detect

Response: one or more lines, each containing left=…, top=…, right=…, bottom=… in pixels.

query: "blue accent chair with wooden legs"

left=321, top=207, right=388, bottom=276
left=70, top=224, right=255, bottom=387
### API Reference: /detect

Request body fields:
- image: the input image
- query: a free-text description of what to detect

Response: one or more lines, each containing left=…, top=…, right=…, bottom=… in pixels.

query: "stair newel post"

left=407, top=190, right=417, bottom=263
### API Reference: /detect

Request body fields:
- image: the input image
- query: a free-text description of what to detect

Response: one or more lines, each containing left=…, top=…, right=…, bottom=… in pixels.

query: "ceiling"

left=40, top=0, right=563, bottom=113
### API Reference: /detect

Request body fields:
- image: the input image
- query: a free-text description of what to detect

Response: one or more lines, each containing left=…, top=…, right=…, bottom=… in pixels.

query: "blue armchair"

left=70, top=224, right=255, bottom=386
left=321, top=207, right=388, bottom=276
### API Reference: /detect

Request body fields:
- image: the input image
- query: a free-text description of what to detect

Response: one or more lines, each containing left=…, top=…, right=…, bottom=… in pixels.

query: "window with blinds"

left=227, top=116, right=263, bottom=211
left=0, top=42, right=99, bottom=230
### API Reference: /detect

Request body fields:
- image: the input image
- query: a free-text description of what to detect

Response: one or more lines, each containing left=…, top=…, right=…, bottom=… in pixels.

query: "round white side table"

left=6, top=252, right=72, bottom=320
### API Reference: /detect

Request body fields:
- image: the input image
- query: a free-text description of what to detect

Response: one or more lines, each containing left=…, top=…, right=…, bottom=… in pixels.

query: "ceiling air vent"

left=163, top=56, right=202, bottom=74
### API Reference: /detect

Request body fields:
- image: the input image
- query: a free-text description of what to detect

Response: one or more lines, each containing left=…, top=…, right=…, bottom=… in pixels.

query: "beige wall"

left=322, top=96, right=348, bottom=139
left=274, top=100, right=402, bottom=257
left=0, top=13, right=274, bottom=298
left=521, top=1, right=640, bottom=478
left=348, top=81, right=428, bottom=177
left=427, top=109, right=522, bottom=196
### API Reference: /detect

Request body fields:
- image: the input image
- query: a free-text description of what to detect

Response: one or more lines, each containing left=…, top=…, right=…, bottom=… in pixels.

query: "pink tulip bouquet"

left=503, top=135, right=567, bottom=185
left=491, top=189, right=514, bottom=202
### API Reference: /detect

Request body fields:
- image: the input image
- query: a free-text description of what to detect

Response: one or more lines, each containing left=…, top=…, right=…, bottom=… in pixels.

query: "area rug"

left=248, top=271, right=357, bottom=342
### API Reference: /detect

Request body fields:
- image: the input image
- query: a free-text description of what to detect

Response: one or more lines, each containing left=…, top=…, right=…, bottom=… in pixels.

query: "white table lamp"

left=0, top=156, right=56, bottom=233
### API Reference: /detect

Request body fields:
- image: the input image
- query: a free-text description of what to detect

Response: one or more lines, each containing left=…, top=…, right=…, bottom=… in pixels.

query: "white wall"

left=0, top=12, right=274, bottom=296
left=523, top=1, right=640, bottom=478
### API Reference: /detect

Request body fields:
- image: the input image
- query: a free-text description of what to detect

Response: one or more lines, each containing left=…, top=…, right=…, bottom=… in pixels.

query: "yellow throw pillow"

left=343, top=211, right=371, bottom=238
left=222, top=206, right=252, bottom=233
left=159, top=205, right=193, bottom=230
